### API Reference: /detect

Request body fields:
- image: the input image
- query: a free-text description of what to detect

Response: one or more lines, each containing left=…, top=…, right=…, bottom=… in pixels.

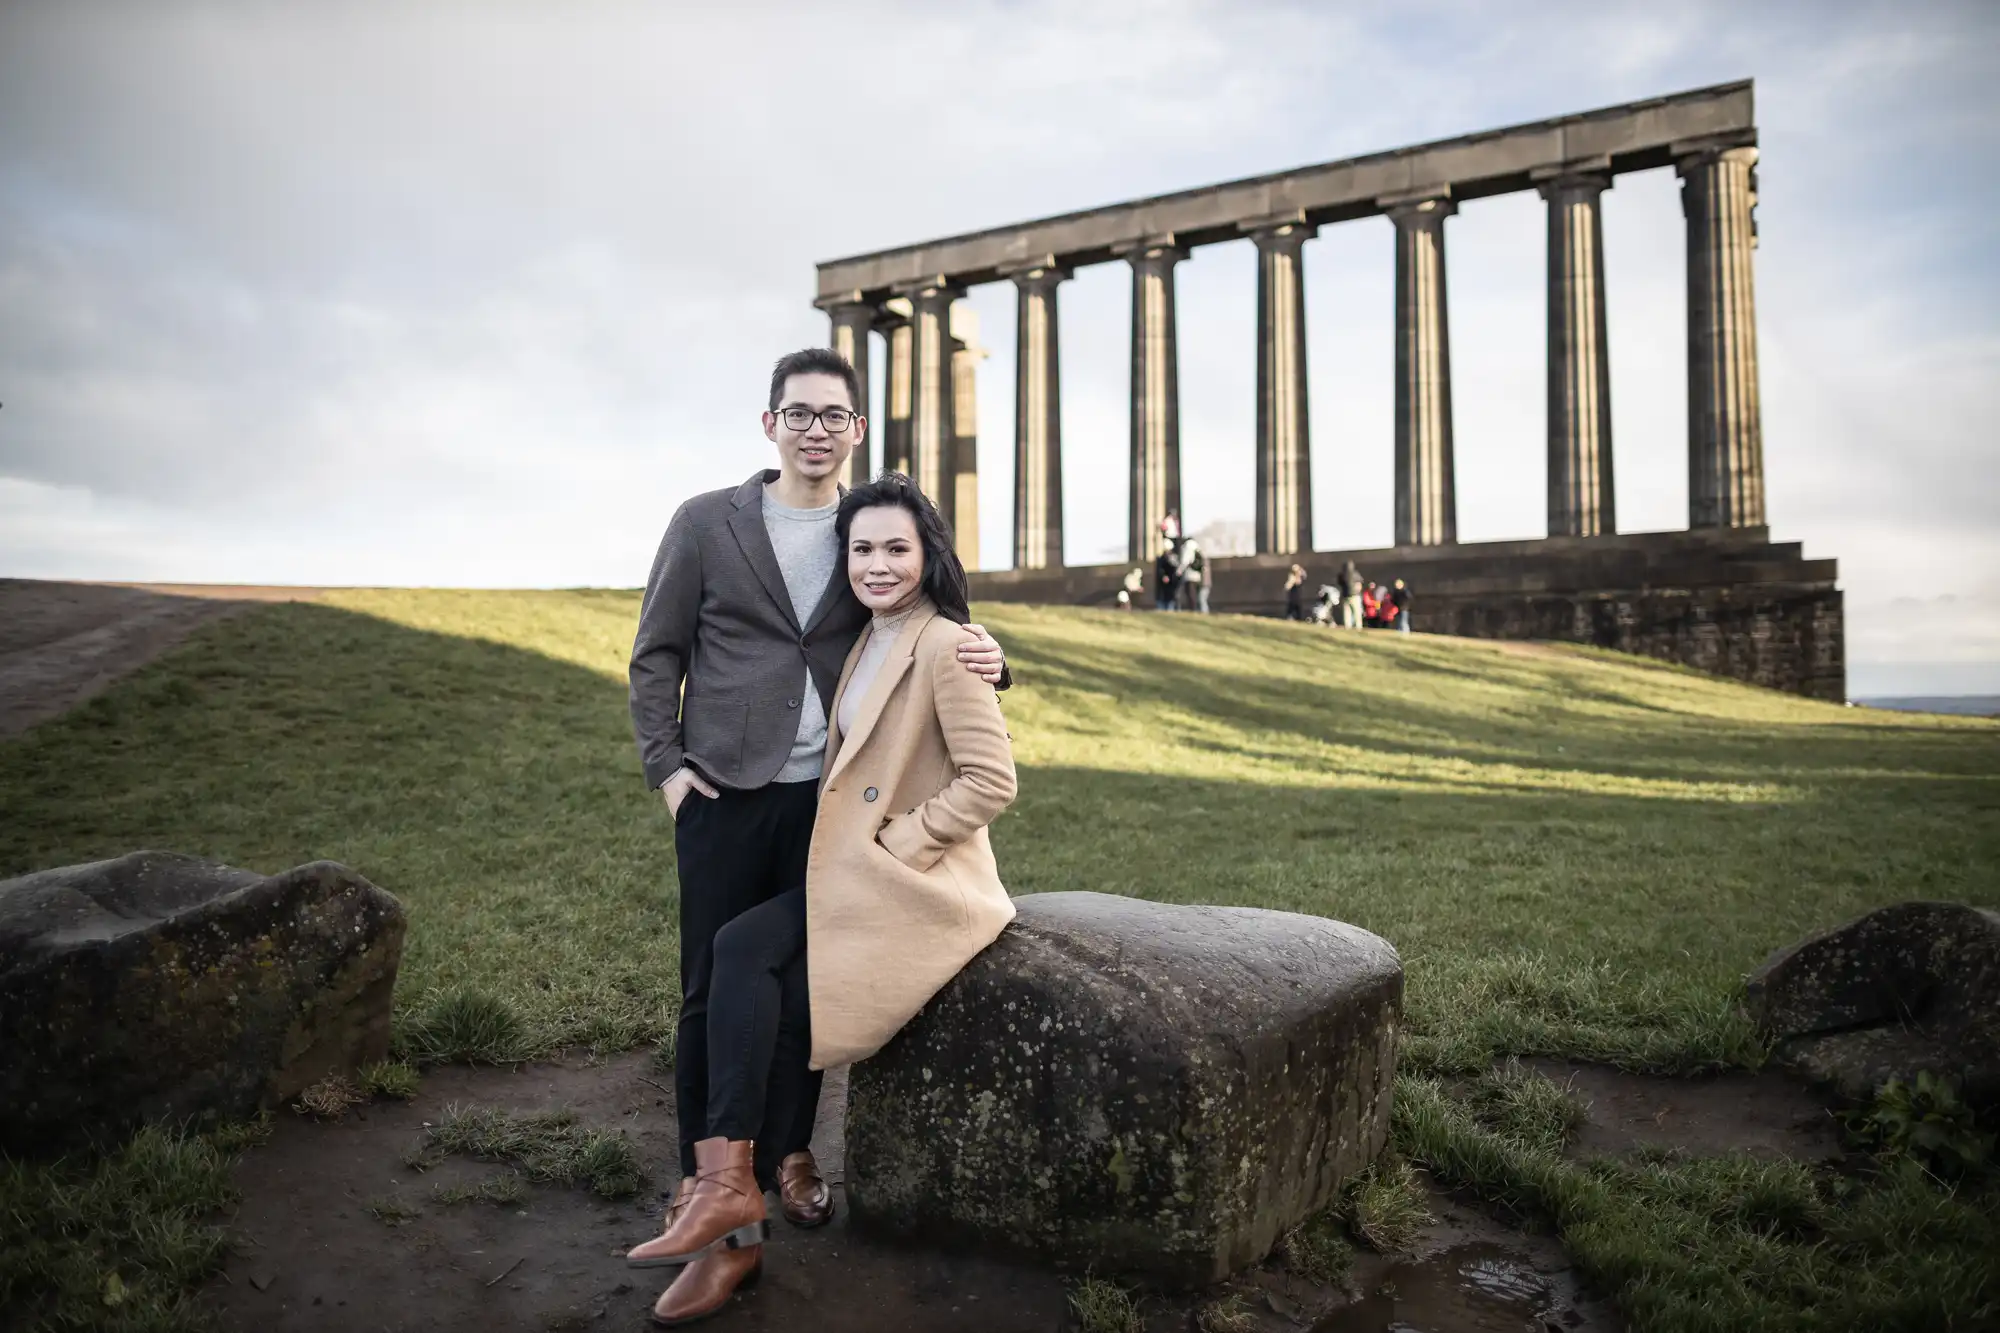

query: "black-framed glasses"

left=779, top=406, right=856, bottom=433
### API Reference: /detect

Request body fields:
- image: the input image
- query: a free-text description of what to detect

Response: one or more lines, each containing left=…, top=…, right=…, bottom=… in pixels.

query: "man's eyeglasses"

left=778, top=407, right=856, bottom=433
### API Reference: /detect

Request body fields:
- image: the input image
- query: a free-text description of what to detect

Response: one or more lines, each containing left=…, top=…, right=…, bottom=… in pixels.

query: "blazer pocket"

left=681, top=696, right=749, bottom=775
left=876, top=813, right=940, bottom=873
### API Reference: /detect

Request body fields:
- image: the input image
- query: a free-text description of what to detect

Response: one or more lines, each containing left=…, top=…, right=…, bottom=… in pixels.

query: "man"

left=1389, top=577, right=1412, bottom=633
left=1339, top=559, right=1364, bottom=630
left=1180, top=538, right=1208, bottom=614
left=628, top=348, right=1006, bottom=1324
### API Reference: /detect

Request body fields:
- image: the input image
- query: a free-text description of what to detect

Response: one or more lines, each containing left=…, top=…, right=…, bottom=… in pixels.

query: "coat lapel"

left=826, top=604, right=937, bottom=784
left=820, top=628, right=866, bottom=785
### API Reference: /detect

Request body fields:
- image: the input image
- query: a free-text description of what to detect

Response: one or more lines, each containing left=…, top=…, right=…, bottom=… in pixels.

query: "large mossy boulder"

left=843, top=891, right=1402, bottom=1289
left=0, top=851, right=405, bottom=1154
left=1746, top=900, right=2000, bottom=1109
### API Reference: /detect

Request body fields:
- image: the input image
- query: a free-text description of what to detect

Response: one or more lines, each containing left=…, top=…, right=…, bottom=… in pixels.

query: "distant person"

left=1158, top=509, right=1181, bottom=543
left=1118, top=566, right=1143, bottom=612
left=1340, top=560, right=1364, bottom=629
left=1283, top=565, right=1307, bottom=621
left=1361, top=582, right=1384, bottom=628
left=1390, top=577, right=1411, bottom=634
left=1180, top=539, right=1209, bottom=613
left=626, top=348, right=1009, bottom=1324
left=1154, top=541, right=1181, bottom=612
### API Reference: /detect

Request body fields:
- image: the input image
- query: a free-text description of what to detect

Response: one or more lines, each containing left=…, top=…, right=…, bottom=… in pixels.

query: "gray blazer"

left=629, top=470, right=867, bottom=792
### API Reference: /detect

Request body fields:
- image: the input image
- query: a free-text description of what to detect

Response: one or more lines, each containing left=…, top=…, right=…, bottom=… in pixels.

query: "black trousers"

left=671, top=781, right=821, bottom=1189
left=706, top=886, right=808, bottom=1145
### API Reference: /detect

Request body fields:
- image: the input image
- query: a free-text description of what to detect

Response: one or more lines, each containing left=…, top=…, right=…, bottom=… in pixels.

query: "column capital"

left=812, top=288, right=877, bottom=316
left=1112, top=235, right=1186, bottom=265
left=1239, top=211, right=1318, bottom=249
left=1672, top=131, right=1758, bottom=172
left=1000, top=255, right=1073, bottom=287
left=1378, top=189, right=1456, bottom=226
left=1531, top=157, right=1613, bottom=200
left=892, top=276, right=964, bottom=302
left=1535, top=171, right=1612, bottom=202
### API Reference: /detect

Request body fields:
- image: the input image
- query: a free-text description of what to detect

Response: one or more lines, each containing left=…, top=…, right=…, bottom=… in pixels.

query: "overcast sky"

left=2, top=1, right=1995, bottom=694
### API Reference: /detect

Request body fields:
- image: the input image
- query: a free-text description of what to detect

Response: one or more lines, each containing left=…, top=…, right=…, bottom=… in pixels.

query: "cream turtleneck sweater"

left=836, top=601, right=922, bottom=738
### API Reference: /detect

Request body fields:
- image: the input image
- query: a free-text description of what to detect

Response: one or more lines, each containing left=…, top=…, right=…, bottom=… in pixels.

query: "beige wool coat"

left=806, top=601, right=1018, bottom=1070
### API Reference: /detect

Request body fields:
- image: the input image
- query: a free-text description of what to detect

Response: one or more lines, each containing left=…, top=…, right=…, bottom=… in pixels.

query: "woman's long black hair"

left=835, top=471, right=972, bottom=625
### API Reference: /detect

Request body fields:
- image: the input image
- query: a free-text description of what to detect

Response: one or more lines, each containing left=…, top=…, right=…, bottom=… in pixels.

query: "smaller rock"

left=1744, top=900, right=2000, bottom=1108
left=0, top=850, right=406, bottom=1153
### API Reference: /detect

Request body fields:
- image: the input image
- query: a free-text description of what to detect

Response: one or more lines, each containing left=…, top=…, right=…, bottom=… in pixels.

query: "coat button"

left=787, top=698, right=799, bottom=709
left=863, top=787, right=879, bottom=802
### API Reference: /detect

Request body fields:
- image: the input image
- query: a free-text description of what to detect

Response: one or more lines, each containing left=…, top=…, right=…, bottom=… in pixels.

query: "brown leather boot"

left=650, top=1245, right=762, bottom=1326
left=777, top=1150, right=834, bottom=1228
left=625, top=1137, right=766, bottom=1268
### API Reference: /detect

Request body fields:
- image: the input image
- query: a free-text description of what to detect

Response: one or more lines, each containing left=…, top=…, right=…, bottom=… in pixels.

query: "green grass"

left=1, top=592, right=1996, bottom=1329
left=0, top=1127, right=242, bottom=1332
left=1396, top=1075, right=2000, bottom=1330
left=1066, top=1271, right=1144, bottom=1333
left=429, top=1172, right=527, bottom=1209
left=411, top=1105, right=644, bottom=1200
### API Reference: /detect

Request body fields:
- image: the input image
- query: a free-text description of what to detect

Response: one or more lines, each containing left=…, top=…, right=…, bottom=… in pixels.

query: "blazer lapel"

left=727, top=473, right=799, bottom=632
left=826, top=605, right=936, bottom=784
left=802, top=564, right=854, bottom=638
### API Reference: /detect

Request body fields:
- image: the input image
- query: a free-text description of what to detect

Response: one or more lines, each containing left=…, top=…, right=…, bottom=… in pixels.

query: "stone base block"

left=843, top=891, right=1402, bottom=1289
left=0, top=851, right=406, bottom=1154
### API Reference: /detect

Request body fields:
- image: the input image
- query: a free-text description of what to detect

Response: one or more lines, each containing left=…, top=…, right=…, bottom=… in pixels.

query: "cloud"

left=0, top=0, right=1995, bottom=691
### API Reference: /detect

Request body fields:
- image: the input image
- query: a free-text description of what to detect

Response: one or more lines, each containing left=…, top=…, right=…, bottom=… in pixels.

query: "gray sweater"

left=761, top=486, right=840, bottom=782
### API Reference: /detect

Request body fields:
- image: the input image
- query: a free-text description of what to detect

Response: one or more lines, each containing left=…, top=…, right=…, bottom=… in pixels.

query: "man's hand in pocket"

left=662, top=767, right=719, bottom=820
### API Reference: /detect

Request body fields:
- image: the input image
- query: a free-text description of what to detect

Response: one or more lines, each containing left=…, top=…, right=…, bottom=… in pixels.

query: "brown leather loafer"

left=651, top=1245, right=762, bottom=1326
left=777, top=1150, right=834, bottom=1228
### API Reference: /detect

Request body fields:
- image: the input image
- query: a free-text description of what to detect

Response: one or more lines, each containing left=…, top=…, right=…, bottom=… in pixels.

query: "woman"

left=1282, top=564, right=1306, bottom=621
left=627, top=473, right=1017, bottom=1326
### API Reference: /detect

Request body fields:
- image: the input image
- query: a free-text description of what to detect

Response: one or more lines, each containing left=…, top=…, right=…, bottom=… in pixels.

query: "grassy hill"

left=2, top=592, right=1995, bottom=1329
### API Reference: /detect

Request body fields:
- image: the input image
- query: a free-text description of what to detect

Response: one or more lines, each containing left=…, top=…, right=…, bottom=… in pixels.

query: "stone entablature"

left=815, top=82, right=1754, bottom=298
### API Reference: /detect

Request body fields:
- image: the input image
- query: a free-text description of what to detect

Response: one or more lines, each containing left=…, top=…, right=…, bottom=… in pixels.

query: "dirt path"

left=0, top=579, right=324, bottom=739
left=202, top=1048, right=1832, bottom=1332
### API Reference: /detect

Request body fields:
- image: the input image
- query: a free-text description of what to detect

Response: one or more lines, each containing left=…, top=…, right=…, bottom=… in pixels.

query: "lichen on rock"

left=843, top=891, right=1402, bottom=1289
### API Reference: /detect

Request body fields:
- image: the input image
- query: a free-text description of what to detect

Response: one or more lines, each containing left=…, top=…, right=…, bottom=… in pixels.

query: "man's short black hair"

left=768, top=348, right=862, bottom=413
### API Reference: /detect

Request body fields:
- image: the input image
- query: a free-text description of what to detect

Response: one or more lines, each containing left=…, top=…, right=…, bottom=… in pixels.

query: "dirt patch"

left=208, top=1052, right=1072, bottom=1333
left=1527, top=1058, right=1842, bottom=1163
left=0, top=579, right=324, bottom=739
left=206, top=1052, right=1634, bottom=1333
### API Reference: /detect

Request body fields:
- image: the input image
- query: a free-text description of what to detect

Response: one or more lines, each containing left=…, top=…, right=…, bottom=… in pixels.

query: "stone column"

left=1008, top=262, right=1068, bottom=570
left=879, top=299, right=914, bottom=478
left=1118, top=238, right=1185, bottom=563
left=949, top=303, right=984, bottom=569
left=1537, top=170, right=1616, bottom=537
left=904, top=281, right=962, bottom=527
left=1678, top=142, right=1765, bottom=529
left=1385, top=193, right=1457, bottom=546
left=820, top=295, right=876, bottom=488
left=1245, top=217, right=1316, bottom=555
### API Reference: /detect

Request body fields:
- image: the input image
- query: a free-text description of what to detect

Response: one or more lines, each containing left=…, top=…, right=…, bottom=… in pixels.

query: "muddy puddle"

left=1315, top=1241, right=1598, bottom=1331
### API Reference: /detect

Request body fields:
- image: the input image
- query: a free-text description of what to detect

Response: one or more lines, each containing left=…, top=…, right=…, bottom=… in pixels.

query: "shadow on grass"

left=0, top=599, right=680, bottom=1056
